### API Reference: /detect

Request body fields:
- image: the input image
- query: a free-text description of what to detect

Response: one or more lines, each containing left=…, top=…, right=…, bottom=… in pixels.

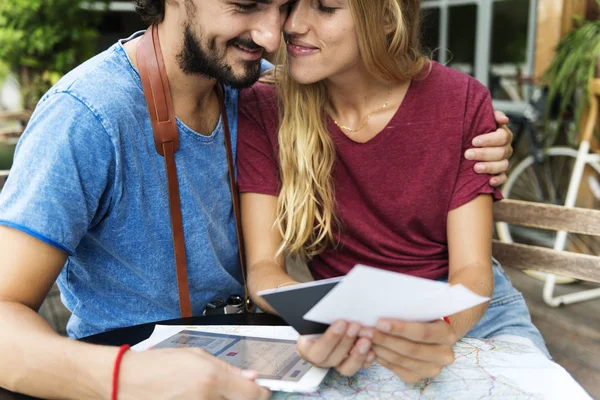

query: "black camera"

left=203, top=294, right=245, bottom=315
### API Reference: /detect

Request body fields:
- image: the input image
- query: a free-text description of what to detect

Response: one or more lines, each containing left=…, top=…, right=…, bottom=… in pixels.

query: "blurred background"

left=0, top=0, right=599, bottom=397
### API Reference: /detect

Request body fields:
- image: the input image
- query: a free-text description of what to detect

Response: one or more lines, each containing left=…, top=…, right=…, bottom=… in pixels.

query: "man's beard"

left=176, top=24, right=262, bottom=89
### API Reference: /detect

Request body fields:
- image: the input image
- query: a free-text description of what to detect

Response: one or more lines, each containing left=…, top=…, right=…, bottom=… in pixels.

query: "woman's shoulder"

left=239, top=81, right=278, bottom=111
left=416, top=61, right=490, bottom=102
left=238, top=81, right=279, bottom=137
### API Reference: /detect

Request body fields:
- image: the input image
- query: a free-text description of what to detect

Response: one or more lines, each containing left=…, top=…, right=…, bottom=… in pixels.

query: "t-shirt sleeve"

left=260, top=59, right=274, bottom=73
left=236, top=85, right=280, bottom=196
left=0, top=92, right=116, bottom=255
left=449, top=79, right=503, bottom=211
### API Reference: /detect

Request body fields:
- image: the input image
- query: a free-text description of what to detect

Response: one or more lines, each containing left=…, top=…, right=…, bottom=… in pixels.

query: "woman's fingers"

left=335, top=337, right=372, bottom=376
left=297, top=320, right=350, bottom=366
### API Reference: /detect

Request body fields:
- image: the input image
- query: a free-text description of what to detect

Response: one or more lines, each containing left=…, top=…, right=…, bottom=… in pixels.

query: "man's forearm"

left=247, top=261, right=298, bottom=314
left=0, top=301, right=118, bottom=400
left=447, top=262, right=494, bottom=338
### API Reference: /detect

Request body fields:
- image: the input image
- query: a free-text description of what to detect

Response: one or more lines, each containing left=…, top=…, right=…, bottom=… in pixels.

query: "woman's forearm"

left=247, top=261, right=299, bottom=314
left=446, top=261, right=494, bottom=338
left=0, top=301, right=118, bottom=399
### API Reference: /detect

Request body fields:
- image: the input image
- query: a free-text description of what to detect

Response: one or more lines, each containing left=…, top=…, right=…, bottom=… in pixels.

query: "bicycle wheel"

left=497, top=147, right=600, bottom=281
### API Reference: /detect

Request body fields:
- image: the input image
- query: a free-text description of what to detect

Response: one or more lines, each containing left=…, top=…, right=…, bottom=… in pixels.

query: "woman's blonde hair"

left=274, top=0, right=426, bottom=260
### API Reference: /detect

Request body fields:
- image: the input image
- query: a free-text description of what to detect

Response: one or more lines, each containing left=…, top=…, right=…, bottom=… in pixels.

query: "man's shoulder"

left=41, top=39, right=144, bottom=124
left=51, top=41, right=135, bottom=92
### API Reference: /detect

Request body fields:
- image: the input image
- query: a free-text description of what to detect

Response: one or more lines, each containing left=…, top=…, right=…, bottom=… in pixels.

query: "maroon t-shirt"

left=237, top=62, right=502, bottom=281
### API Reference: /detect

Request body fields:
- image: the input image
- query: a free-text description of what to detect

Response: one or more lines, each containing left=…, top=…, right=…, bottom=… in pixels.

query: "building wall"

left=534, top=0, right=589, bottom=82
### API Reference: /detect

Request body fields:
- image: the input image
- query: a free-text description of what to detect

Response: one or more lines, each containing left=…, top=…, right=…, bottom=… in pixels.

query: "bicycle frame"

left=506, top=106, right=559, bottom=204
left=502, top=79, right=600, bottom=307
left=544, top=80, right=600, bottom=306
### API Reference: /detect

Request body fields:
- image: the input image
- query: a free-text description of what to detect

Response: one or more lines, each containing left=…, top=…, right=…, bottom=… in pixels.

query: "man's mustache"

left=228, top=38, right=263, bottom=52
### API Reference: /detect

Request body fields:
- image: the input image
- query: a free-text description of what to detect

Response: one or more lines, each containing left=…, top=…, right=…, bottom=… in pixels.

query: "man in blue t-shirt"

left=0, top=0, right=514, bottom=398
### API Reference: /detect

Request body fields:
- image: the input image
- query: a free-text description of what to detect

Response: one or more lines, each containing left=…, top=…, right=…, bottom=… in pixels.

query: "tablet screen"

left=152, top=330, right=313, bottom=381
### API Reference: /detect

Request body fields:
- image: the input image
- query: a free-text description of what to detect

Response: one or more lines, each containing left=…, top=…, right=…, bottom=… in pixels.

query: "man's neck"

left=123, top=24, right=222, bottom=135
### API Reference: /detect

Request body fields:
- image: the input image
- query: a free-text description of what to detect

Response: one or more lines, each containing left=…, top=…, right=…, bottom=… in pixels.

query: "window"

left=448, top=4, right=477, bottom=76
left=490, top=0, right=532, bottom=102
left=421, top=0, right=536, bottom=112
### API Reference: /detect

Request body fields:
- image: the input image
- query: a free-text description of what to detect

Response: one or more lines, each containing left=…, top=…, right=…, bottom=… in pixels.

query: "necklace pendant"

left=330, top=85, right=392, bottom=134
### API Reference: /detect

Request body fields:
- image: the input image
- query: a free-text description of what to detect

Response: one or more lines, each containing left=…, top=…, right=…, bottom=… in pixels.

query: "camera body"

left=203, top=294, right=245, bottom=315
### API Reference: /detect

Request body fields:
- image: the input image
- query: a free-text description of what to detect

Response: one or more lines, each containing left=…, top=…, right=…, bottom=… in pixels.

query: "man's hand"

left=466, top=111, right=514, bottom=187
left=119, top=348, right=271, bottom=400
left=296, top=320, right=375, bottom=377
left=360, top=319, right=458, bottom=384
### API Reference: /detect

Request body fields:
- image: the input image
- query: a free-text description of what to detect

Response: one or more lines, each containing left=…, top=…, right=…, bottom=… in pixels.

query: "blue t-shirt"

left=0, top=32, right=264, bottom=338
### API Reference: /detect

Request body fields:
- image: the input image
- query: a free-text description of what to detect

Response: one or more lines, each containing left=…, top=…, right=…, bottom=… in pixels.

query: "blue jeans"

left=456, top=260, right=550, bottom=358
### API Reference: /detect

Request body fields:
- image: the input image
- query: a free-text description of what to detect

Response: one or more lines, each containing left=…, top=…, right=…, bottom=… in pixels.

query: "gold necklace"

left=330, top=85, right=392, bottom=133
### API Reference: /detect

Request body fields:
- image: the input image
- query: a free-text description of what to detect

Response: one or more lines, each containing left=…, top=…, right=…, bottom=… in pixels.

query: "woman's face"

left=284, top=0, right=361, bottom=84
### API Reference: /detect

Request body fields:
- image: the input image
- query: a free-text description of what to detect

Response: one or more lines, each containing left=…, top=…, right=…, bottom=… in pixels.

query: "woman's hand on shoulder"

left=360, top=319, right=457, bottom=384
left=118, top=347, right=271, bottom=400
left=297, top=320, right=375, bottom=377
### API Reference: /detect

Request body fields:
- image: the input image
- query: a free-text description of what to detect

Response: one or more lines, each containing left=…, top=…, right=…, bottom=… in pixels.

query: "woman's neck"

left=325, top=67, right=391, bottom=117
left=323, top=64, right=410, bottom=140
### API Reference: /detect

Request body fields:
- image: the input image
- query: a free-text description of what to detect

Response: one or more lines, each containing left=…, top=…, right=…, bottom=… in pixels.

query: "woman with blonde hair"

left=237, top=0, right=548, bottom=383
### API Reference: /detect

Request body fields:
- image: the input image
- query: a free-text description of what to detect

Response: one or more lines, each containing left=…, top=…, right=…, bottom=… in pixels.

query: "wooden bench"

left=0, top=169, right=8, bottom=190
left=493, top=199, right=600, bottom=306
left=0, top=110, right=31, bottom=137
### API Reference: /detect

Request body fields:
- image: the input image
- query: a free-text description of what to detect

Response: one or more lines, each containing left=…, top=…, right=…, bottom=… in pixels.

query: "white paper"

left=303, top=264, right=490, bottom=326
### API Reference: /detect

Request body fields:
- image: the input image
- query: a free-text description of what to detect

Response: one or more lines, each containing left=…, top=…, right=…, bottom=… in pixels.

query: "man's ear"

left=165, top=0, right=187, bottom=25
left=165, top=0, right=183, bottom=12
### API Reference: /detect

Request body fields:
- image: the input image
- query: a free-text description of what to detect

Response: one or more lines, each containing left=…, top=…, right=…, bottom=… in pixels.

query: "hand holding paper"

left=259, top=264, right=490, bottom=335
left=303, top=265, right=490, bottom=327
left=258, top=265, right=489, bottom=384
left=298, top=265, right=489, bottom=384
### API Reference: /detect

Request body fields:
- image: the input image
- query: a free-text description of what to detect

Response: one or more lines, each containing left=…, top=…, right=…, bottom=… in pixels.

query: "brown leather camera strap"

left=216, top=84, right=252, bottom=313
left=136, top=25, right=250, bottom=317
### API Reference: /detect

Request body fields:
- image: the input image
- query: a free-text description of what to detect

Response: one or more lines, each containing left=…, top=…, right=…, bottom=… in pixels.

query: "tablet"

left=151, top=329, right=329, bottom=392
left=258, top=277, right=342, bottom=335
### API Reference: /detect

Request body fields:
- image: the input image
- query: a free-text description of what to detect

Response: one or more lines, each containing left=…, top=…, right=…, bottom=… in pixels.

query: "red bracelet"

left=111, top=345, right=130, bottom=400
left=443, top=316, right=451, bottom=325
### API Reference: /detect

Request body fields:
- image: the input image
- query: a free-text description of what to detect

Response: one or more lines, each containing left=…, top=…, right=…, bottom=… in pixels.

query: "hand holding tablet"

left=133, top=325, right=330, bottom=393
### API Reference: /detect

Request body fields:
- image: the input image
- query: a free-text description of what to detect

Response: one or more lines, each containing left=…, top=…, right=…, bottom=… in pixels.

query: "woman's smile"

left=286, top=38, right=320, bottom=58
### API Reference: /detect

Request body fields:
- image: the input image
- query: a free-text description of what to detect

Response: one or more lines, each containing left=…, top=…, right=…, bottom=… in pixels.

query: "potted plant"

left=0, top=0, right=107, bottom=169
left=543, top=0, right=600, bottom=144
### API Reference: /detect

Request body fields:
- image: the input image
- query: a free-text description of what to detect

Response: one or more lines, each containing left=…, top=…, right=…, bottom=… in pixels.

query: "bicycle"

left=496, top=78, right=600, bottom=307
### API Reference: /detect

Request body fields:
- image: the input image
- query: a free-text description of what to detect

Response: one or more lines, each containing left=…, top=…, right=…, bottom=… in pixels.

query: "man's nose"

left=250, top=11, right=284, bottom=53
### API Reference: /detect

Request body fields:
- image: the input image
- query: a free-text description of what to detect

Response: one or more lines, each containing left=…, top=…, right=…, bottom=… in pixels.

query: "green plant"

left=0, top=0, right=108, bottom=110
left=0, top=60, right=9, bottom=84
left=543, top=0, right=600, bottom=144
